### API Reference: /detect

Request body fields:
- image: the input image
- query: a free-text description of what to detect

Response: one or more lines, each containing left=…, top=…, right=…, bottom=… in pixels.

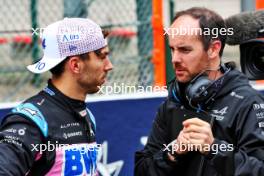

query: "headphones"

left=170, top=64, right=231, bottom=111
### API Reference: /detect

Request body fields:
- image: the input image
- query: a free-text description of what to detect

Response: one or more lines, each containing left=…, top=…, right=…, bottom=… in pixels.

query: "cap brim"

left=27, top=57, right=66, bottom=74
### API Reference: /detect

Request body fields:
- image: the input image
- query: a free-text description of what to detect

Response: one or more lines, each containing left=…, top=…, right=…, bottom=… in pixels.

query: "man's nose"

left=105, top=58, right=113, bottom=71
left=171, top=51, right=181, bottom=64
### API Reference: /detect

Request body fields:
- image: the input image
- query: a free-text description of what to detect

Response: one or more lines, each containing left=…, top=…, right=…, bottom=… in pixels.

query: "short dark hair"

left=173, top=7, right=226, bottom=56
left=50, top=29, right=109, bottom=77
left=49, top=53, right=88, bottom=77
left=49, top=57, right=69, bottom=76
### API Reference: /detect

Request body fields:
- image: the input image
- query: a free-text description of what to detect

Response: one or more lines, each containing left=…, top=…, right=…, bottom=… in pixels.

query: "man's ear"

left=67, top=56, right=82, bottom=74
left=207, top=40, right=221, bottom=59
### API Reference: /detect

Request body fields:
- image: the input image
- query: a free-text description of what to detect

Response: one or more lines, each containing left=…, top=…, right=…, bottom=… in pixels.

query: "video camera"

left=240, top=39, right=264, bottom=80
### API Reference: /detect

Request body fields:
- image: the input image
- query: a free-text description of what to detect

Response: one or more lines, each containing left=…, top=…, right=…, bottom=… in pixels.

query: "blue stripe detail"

left=172, top=89, right=181, bottom=103
left=86, top=108, right=96, bottom=130
left=43, top=87, right=55, bottom=96
left=196, top=104, right=202, bottom=113
left=12, top=103, right=48, bottom=137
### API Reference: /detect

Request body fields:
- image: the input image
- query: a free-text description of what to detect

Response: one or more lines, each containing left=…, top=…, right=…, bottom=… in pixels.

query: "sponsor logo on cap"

left=42, top=39, right=46, bottom=49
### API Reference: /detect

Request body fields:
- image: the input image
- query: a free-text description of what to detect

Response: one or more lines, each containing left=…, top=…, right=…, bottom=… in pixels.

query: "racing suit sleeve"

left=205, top=95, right=264, bottom=176
left=134, top=102, right=185, bottom=176
left=0, top=115, right=43, bottom=175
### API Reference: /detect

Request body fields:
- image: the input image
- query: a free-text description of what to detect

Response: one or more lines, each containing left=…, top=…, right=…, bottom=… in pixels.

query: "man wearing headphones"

left=135, top=7, right=264, bottom=176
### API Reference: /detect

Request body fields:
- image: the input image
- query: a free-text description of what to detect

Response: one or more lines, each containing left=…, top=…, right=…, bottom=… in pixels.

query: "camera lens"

left=240, top=39, right=264, bottom=80
left=253, top=48, right=264, bottom=72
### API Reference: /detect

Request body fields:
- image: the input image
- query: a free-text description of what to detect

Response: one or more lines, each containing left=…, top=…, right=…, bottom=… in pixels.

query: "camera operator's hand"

left=182, top=118, right=214, bottom=154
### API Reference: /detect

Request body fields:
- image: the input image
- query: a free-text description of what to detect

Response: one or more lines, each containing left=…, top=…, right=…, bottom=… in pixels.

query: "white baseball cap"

left=27, top=18, right=107, bottom=74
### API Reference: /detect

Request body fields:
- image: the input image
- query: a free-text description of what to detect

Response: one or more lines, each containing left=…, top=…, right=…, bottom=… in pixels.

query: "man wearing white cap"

left=0, top=18, right=113, bottom=175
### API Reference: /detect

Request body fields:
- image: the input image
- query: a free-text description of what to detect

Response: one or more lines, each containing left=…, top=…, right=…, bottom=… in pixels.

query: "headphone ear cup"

left=169, top=80, right=182, bottom=103
left=186, top=75, right=212, bottom=104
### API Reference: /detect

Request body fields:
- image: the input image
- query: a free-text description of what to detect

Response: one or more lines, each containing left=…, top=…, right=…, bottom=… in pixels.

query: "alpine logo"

left=212, top=106, right=228, bottom=116
left=211, top=106, right=228, bottom=121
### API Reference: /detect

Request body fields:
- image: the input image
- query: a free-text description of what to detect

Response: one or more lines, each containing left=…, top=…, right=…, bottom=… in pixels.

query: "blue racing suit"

left=0, top=80, right=98, bottom=175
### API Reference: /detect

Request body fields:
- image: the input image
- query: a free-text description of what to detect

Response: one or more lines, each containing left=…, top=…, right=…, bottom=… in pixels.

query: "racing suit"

left=0, top=80, right=98, bottom=175
left=135, top=69, right=264, bottom=176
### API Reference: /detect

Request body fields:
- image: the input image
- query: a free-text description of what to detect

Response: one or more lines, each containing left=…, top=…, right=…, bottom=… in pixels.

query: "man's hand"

left=166, top=131, right=189, bottom=162
left=174, top=130, right=189, bottom=155
left=182, top=118, right=214, bottom=154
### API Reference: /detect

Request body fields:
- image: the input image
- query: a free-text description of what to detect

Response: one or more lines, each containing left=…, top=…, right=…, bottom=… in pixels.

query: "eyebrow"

left=101, top=50, right=110, bottom=56
left=177, top=45, right=192, bottom=49
left=103, top=50, right=110, bottom=54
left=169, top=45, right=193, bottom=50
left=96, top=50, right=110, bottom=58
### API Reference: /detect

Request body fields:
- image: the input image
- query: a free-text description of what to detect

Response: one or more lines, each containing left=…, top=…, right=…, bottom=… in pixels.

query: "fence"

left=0, top=0, right=166, bottom=102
